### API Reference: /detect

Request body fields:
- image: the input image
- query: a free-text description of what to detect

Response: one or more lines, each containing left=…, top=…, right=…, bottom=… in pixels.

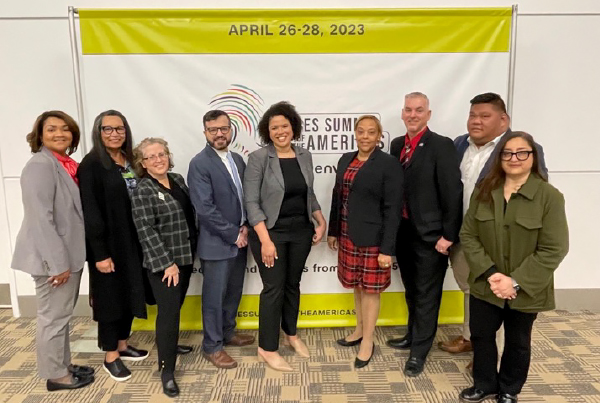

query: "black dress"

left=77, top=150, right=148, bottom=322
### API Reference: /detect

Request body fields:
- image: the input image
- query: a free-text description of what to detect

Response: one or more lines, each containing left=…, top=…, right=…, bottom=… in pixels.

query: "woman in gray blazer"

left=11, top=111, right=94, bottom=391
left=244, top=101, right=326, bottom=372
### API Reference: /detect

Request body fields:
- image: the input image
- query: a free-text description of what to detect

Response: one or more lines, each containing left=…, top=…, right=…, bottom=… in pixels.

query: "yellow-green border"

left=79, top=8, right=511, bottom=54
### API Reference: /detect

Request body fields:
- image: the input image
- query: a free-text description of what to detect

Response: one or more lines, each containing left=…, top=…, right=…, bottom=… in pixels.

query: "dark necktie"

left=401, top=143, right=412, bottom=167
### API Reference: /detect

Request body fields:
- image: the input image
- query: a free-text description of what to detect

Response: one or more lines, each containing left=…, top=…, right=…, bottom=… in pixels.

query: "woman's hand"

left=163, top=264, right=180, bottom=287
left=312, top=224, right=326, bottom=245
left=261, top=240, right=278, bottom=268
left=96, top=257, right=115, bottom=273
left=378, top=253, right=392, bottom=269
left=327, top=236, right=338, bottom=251
left=47, top=269, right=71, bottom=287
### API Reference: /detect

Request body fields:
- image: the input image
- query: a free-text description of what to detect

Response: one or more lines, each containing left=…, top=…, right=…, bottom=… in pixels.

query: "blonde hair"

left=132, top=137, right=174, bottom=177
left=354, top=115, right=382, bottom=135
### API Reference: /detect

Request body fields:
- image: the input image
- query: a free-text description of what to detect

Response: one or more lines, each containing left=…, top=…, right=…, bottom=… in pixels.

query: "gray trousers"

left=33, top=270, right=82, bottom=379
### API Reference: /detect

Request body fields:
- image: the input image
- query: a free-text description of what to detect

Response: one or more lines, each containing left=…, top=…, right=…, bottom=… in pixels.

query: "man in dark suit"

left=188, top=110, right=255, bottom=369
left=440, top=93, right=548, bottom=373
left=386, top=92, right=463, bottom=376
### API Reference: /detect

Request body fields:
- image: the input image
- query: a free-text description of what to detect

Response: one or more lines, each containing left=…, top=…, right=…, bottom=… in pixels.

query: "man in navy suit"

left=188, top=110, right=255, bottom=369
left=439, top=93, right=547, bottom=369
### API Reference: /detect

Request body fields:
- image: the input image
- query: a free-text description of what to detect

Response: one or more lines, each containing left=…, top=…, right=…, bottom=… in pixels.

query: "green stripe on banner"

left=79, top=8, right=511, bottom=54
left=132, top=291, right=464, bottom=331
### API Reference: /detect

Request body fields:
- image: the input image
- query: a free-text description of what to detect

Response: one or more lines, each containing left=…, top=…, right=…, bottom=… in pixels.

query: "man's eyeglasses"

left=101, top=126, right=126, bottom=135
left=143, top=152, right=169, bottom=162
left=205, top=126, right=231, bottom=135
left=500, top=150, right=533, bottom=161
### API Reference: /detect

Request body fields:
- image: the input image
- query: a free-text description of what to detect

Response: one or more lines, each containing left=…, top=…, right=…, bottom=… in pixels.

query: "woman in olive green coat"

left=458, top=131, right=568, bottom=403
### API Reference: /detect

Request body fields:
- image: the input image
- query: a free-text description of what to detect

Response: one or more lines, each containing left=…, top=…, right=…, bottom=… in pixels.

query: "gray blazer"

left=11, top=147, right=86, bottom=276
left=244, top=143, right=321, bottom=229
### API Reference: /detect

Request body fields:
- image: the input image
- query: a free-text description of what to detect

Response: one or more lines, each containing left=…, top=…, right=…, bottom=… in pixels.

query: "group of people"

left=11, top=91, right=569, bottom=402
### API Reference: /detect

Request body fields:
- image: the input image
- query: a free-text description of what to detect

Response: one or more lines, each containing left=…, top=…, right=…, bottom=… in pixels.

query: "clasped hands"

left=488, top=272, right=517, bottom=300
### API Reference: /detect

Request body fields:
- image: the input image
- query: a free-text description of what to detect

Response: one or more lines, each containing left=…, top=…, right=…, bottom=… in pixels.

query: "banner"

left=77, top=8, right=512, bottom=329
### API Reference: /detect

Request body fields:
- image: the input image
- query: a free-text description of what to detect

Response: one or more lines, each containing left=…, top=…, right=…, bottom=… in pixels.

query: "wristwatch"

left=511, top=278, right=521, bottom=292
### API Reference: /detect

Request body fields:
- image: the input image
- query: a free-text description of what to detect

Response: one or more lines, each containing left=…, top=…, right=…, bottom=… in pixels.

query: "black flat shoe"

left=46, top=374, right=94, bottom=391
left=68, top=364, right=95, bottom=377
left=337, top=337, right=363, bottom=347
left=459, top=386, right=498, bottom=402
left=497, top=393, right=518, bottom=403
left=403, top=357, right=425, bottom=377
left=162, top=377, right=180, bottom=398
left=103, top=358, right=132, bottom=382
left=119, top=345, right=149, bottom=362
left=354, top=343, right=375, bottom=369
left=177, top=344, right=193, bottom=355
left=386, top=336, right=412, bottom=350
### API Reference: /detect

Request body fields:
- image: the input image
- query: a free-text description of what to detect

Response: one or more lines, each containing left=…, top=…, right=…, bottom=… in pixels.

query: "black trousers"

left=249, top=222, right=313, bottom=352
left=98, top=315, right=134, bottom=352
left=396, top=219, right=448, bottom=360
left=470, top=295, right=537, bottom=396
left=146, top=264, right=193, bottom=373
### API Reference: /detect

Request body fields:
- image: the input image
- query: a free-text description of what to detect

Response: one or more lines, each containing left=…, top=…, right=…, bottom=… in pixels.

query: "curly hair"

left=26, top=111, right=80, bottom=155
left=132, top=137, right=174, bottom=178
left=257, top=101, right=303, bottom=145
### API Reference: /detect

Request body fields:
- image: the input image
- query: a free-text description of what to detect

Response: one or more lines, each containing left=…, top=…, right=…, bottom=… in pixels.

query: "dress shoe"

left=257, top=348, right=293, bottom=372
left=103, top=358, right=132, bottom=381
left=497, top=393, right=518, bottom=403
left=403, top=357, right=425, bottom=377
left=203, top=350, right=238, bottom=369
left=386, top=336, right=412, bottom=350
left=68, top=364, right=95, bottom=377
left=161, top=373, right=180, bottom=398
left=119, top=345, right=149, bottom=362
left=177, top=345, right=193, bottom=355
left=283, top=337, right=310, bottom=358
left=354, top=343, right=375, bottom=369
left=459, top=386, right=497, bottom=402
left=438, top=336, right=473, bottom=353
left=225, top=333, right=256, bottom=346
left=46, top=374, right=94, bottom=391
left=336, top=336, right=363, bottom=347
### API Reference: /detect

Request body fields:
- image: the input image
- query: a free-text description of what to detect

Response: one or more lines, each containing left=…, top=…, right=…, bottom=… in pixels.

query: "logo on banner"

left=209, top=84, right=264, bottom=155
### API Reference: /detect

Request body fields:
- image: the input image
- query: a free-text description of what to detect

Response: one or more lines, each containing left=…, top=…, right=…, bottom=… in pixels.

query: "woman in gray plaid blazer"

left=131, top=138, right=197, bottom=398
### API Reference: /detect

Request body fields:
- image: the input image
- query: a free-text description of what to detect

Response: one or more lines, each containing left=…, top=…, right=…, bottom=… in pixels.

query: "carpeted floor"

left=0, top=309, right=599, bottom=402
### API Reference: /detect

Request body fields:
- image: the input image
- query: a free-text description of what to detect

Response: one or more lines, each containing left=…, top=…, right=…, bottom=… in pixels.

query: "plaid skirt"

left=337, top=158, right=391, bottom=294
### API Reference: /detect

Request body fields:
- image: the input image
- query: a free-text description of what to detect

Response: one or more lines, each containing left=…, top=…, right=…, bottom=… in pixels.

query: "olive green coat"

left=460, top=174, right=569, bottom=313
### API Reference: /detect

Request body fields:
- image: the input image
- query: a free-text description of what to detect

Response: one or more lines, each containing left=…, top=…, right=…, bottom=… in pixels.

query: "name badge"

left=158, top=192, right=165, bottom=201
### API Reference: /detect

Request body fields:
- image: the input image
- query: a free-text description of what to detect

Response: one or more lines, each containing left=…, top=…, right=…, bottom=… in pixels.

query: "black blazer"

left=78, top=150, right=148, bottom=322
left=328, top=148, right=403, bottom=256
left=390, top=128, right=463, bottom=243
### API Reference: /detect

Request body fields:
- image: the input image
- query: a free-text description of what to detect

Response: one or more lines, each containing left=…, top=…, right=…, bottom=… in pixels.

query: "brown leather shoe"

left=202, top=350, right=238, bottom=369
left=225, top=333, right=255, bottom=346
left=438, top=336, right=473, bottom=353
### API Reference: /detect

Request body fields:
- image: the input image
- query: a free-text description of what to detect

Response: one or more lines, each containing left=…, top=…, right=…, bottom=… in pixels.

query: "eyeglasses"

left=143, top=152, right=169, bottom=162
left=205, top=126, right=231, bottom=135
left=101, top=126, right=126, bottom=135
left=500, top=150, right=533, bottom=161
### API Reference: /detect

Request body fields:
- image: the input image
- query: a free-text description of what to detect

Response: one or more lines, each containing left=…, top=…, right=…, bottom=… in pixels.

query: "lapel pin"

left=419, top=143, right=424, bottom=146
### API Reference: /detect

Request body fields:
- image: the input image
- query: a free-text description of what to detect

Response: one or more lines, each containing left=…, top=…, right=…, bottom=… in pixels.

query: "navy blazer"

left=188, top=145, right=246, bottom=260
left=454, top=129, right=548, bottom=183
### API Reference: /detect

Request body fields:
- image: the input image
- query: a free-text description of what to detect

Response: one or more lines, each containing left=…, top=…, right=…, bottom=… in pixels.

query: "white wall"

left=2, top=0, right=599, bottom=298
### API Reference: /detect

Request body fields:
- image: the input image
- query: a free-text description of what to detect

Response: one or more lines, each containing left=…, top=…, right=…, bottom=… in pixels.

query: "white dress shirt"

left=460, top=134, right=503, bottom=215
left=211, top=146, right=244, bottom=226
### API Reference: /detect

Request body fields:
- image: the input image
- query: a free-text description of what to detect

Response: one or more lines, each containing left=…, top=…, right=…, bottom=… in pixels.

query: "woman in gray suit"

left=11, top=111, right=95, bottom=391
left=244, top=101, right=326, bottom=371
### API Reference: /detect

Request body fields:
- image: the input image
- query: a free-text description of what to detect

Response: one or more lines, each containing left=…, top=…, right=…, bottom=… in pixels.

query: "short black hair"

left=470, top=92, right=507, bottom=114
left=203, top=110, right=231, bottom=128
left=257, top=101, right=302, bottom=145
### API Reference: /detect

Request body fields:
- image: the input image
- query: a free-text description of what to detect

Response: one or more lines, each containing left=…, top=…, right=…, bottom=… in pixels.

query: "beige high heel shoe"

left=257, top=348, right=293, bottom=372
left=283, top=337, right=310, bottom=358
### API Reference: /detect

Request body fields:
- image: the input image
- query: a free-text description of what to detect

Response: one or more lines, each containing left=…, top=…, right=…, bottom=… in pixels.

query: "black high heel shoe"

left=337, top=336, right=363, bottom=347
left=354, top=343, right=375, bottom=368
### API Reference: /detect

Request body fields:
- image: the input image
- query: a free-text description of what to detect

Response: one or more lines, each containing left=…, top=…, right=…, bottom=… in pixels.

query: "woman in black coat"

left=78, top=110, right=149, bottom=382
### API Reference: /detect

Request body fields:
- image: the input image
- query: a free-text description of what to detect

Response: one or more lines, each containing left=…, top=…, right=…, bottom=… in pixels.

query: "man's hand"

left=435, top=236, right=453, bottom=255
left=488, top=273, right=517, bottom=300
left=236, top=226, right=248, bottom=248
